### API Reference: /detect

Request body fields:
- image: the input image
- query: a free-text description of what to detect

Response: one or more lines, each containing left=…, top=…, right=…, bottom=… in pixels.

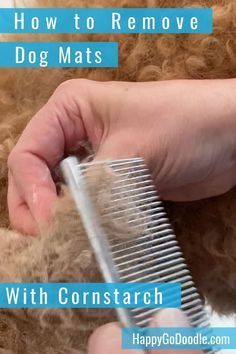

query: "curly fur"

left=0, top=0, right=236, bottom=352
left=0, top=192, right=113, bottom=354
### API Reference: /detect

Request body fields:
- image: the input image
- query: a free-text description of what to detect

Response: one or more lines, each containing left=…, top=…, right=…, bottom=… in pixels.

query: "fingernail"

left=151, top=309, right=191, bottom=327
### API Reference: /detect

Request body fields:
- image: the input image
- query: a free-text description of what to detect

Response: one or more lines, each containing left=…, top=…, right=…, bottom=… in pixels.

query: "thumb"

left=88, top=310, right=204, bottom=354
left=150, top=309, right=203, bottom=354
left=88, top=322, right=140, bottom=354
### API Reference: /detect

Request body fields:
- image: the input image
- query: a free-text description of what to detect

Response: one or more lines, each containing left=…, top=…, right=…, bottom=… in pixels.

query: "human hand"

left=88, top=308, right=204, bottom=354
left=8, top=79, right=236, bottom=234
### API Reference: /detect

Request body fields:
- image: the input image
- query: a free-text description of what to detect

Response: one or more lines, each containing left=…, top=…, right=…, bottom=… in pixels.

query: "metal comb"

left=61, top=156, right=218, bottom=354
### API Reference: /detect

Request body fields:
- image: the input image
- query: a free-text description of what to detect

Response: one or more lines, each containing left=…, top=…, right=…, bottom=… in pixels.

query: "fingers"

left=150, top=309, right=202, bottom=354
left=8, top=171, right=37, bottom=235
left=88, top=322, right=140, bottom=354
left=7, top=161, right=57, bottom=235
left=7, top=79, right=92, bottom=234
left=88, top=309, right=203, bottom=354
left=7, top=79, right=138, bottom=234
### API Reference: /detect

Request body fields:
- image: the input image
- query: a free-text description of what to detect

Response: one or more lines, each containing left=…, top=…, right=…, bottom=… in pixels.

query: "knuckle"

left=49, top=78, right=93, bottom=109
left=53, top=78, right=90, bottom=97
left=54, top=79, right=75, bottom=93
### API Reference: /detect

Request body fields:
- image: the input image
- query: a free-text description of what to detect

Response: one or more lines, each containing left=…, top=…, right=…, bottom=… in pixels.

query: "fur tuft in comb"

left=61, top=156, right=218, bottom=354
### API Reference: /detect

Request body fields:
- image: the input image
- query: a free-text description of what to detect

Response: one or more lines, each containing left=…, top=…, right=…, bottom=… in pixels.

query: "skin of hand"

left=7, top=78, right=236, bottom=235
left=87, top=308, right=204, bottom=354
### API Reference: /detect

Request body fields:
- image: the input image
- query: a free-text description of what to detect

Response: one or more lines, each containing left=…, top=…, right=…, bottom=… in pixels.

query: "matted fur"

left=0, top=193, right=112, bottom=353
left=0, top=0, right=236, bottom=352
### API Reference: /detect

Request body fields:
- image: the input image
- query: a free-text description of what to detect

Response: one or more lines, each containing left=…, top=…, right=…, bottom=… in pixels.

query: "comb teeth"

left=61, top=157, right=219, bottom=354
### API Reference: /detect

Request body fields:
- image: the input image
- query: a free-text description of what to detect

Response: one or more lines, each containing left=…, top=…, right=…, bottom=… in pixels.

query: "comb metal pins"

left=61, top=156, right=219, bottom=354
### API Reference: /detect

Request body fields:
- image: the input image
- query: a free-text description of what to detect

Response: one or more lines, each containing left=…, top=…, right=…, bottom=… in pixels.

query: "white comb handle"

left=60, top=156, right=135, bottom=328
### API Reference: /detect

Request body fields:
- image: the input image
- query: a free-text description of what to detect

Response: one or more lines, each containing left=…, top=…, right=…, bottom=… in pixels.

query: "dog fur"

left=0, top=0, right=236, bottom=352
